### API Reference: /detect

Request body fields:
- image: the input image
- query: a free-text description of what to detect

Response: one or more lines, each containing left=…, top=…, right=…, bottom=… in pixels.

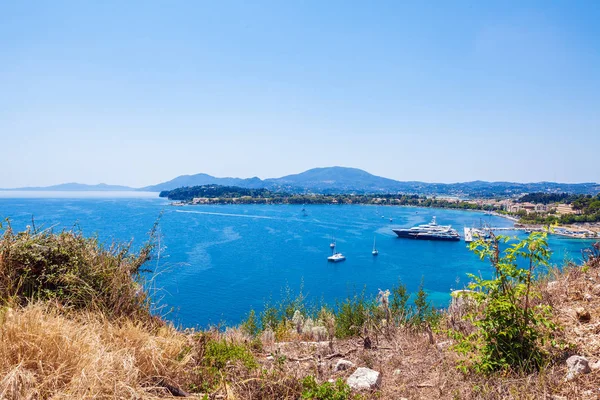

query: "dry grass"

left=0, top=304, right=189, bottom=399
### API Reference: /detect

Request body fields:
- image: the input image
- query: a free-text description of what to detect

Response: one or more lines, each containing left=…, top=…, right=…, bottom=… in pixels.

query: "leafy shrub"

left=241, top=309, right=259, bottom=336
left=260, top=302, right=279, bottom=331
left=203, top=338, right=257, bottom=371
left=301, top=376, right=354, bottom=400
left=410, top=277, right=441, bottom=328
left=462, top=232, right=556, bottom=373
left=0, top=221, right=155, bottom=320
left=389, top=279, right=410, bottom=324
left=335, top=291, right=375, bottom=339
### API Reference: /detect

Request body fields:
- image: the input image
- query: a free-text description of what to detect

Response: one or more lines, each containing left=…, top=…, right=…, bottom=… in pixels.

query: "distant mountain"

left=5, top=167, right=600, bottom=196
left=142, top=166, right=600, bottom=196
left=2, top=183, right=134, bottom=191
left=265, top=166, right=419, bottom=193
left=139, top=174, right=265, bottom=192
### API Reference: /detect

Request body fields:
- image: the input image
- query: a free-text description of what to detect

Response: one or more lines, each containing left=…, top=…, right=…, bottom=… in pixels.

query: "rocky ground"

left=245, top=250, right=600, bottom=399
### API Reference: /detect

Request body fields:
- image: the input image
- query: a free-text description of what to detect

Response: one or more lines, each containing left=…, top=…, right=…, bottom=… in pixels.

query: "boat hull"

left=392, top=230, right=460, bottom=241
left=415, top=234, right=460, bottom=241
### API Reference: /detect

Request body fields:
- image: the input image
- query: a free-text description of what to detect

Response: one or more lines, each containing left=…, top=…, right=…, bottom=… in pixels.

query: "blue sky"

left=1, top=1, right=599, bottom=187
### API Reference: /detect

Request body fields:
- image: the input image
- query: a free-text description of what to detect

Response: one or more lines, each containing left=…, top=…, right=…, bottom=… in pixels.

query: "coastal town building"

left=504, top=202, right=547, bottom=214
left=554, top=203, right=580, bottom=215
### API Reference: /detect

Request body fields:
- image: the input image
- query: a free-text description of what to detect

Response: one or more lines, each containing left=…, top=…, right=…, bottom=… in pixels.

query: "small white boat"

left=328, top=241, right=346, bottom=262
left=328, top=252, right=346, bottom=262
left=464, top=227, right=473, bottom=243
left=330, top=237, right=336, bottom=248
left=372, top=236, right=378, bottom=256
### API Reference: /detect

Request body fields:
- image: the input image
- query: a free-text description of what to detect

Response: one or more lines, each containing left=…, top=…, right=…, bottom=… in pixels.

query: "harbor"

left=471, top=225, right=598, bottom=239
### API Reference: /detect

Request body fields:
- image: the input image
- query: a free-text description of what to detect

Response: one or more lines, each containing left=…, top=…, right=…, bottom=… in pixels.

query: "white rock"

left=566, top=355, right=591, bottom=380
left=335, top=359, right=355, bottom=372
left=592, top=284, right=600, bottom=296
left=591, top=360, right=600, bottom=370
left=393, top=369, right=402, bottom=376
left=346, top=367, right=382, bottom=390
left=585, top=293, right=593, bottom=302
left=436, top=341, right=452, bottom=350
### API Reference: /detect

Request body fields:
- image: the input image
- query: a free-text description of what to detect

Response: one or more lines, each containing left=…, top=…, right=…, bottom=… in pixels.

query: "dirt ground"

left=254, top=260, right=600, bottom=399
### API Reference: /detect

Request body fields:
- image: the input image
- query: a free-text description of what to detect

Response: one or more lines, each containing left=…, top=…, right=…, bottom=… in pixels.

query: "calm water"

left=0, top=193, right=595, bottom=328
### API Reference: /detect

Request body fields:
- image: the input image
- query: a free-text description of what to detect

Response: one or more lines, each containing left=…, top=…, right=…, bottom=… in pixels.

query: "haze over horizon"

left=1, top=1, right=599, bottom=188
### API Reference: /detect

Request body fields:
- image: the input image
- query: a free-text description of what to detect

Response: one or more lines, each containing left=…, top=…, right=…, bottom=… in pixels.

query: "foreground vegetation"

left=2, top=220, right=600, bottom=399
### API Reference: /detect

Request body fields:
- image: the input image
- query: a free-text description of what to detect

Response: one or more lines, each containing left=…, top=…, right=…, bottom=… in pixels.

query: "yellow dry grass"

left=0, top=304, right=190, bottom=399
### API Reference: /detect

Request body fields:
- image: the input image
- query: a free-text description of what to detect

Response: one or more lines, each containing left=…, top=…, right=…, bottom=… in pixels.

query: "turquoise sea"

left=0, top=192, right=595, bottom=328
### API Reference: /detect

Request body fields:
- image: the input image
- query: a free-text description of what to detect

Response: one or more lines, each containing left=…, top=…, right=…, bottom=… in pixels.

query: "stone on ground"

left=346, top=367, right=382, bottom=390
left=334, top=359, right=355, bottom=372
left=566, top=355, right=591, bottom=381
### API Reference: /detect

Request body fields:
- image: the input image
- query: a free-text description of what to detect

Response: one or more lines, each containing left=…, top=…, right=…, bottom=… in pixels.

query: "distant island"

left=159, top=184, right=499, bottom=211
left=4, top=166, right=600, bottom=197
left=144, top=166, right=600, bottom=196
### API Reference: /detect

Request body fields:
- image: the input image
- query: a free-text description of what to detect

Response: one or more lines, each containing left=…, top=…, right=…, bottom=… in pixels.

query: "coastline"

left=171, top=201, right=599, bottom=240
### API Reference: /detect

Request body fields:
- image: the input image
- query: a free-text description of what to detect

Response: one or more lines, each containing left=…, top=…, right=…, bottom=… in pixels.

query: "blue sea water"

left=0, top=192, right=595, bottom=328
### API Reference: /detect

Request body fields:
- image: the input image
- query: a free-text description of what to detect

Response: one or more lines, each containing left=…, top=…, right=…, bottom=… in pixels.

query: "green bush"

left=301, top=376, right=354, bottom=400
left=462, top=232, right=556, bottom=373
left=241, top=309, right=259, bottom=336
left=389, top=279, right=410, bottom=324
left=335, top=291, right=375, bottom=339
left=203, top=338, right=257, bottom=371
left=0, top=221, right=155, bottom=320
left=410, top=277, right=440, bottom=327
left=260, top=301, right=279, bottom=331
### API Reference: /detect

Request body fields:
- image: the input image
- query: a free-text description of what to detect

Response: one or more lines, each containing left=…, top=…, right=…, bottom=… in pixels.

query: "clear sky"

left=1, top=1, right=599, bottom=188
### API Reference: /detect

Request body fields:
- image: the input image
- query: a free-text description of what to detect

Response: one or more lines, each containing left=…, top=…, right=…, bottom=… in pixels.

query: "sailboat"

left=330, top=236, right=336, bottom=248
left=372, top=236, right=378, bottom=256
left=301, top=204, right=307, bottom=217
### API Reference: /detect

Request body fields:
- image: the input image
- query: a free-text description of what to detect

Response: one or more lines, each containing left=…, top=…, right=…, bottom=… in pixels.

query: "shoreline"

left=171, top=201, right=599, bottom=240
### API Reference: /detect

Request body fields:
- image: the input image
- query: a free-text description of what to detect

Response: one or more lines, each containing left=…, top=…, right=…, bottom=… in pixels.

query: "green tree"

left=465, top=232, right=556, bottom=373
left=412, top=277, right=432, bottom=326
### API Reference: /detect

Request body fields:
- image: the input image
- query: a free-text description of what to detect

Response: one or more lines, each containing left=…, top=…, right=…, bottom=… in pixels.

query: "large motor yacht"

left=392, top=217, right=460, bottom=241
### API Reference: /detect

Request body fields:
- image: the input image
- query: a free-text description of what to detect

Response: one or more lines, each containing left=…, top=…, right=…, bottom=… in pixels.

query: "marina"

left=477, top=226, right=598, bottom=239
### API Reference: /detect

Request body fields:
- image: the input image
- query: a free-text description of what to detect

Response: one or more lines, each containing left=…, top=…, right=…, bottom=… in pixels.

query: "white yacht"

left=328, top=242, right=346, bottom=262
left=328, top=252, right=346, bottom=262
left=392, top=217, right=460, bottom=241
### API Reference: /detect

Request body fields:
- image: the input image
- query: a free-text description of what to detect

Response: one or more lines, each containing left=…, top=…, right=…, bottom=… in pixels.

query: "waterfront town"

left=171, top=186, right=600, bottom=239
